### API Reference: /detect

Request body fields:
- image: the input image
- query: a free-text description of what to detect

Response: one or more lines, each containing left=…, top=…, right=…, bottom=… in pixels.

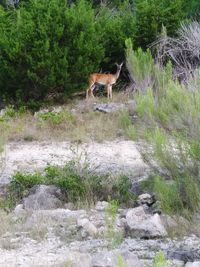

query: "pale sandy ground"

left=0, top=140, right=149, bottom=184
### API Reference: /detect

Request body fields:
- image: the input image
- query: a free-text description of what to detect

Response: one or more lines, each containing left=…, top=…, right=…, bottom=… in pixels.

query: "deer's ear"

left=120, top=62, right=123, bottom=67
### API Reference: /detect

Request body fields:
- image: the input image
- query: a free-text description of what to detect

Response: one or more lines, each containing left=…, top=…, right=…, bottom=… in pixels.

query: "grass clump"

left=153, top=251, right=170, bottom=267
left=36, top=110, right=76, bottom=125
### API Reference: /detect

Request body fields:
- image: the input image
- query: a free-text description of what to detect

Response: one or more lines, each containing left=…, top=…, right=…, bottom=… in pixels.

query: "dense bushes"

left=0, top=0, right=105, bottom=105
left=1, top=0, right=196, bottom=106
left=134, top=0, right=185, bottom=49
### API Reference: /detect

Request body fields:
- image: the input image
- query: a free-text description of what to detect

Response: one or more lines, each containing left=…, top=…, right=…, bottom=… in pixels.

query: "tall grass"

left=125, top=40, right=200, bottom=216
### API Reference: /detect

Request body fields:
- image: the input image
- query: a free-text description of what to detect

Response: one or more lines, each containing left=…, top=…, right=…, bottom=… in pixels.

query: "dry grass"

left=0, top=92, right=130, bottom=143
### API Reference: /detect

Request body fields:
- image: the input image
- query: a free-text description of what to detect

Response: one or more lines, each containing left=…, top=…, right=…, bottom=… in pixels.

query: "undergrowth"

left=124, top=40, right=200, bottom=217
left=5, top=161, right=134, bottom=209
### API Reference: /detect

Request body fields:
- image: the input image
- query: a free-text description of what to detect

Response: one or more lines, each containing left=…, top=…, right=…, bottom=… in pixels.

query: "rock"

left=12, top=204, right=26, bottom=218
left=94, top=103, right=125, bottom=113
left=95, top=201, right=109, bottom=211
left=91, top=250, right=141, bottom=267
left=130, top=180, right=143, bottom=196
left=77, top=217, right=98, bottom=237
left=185, top=262, right=200, bottom=267
left=137, top=193, right=154, bottom=206
left=126, top=206, right=167, bottom=238
left=167, top=250, right=200, bottom=263
left=161, top=215, right=190, bottom=230
left=23, top=185, right=63, bottom=210
left=171, top=260, right=185, bottom=267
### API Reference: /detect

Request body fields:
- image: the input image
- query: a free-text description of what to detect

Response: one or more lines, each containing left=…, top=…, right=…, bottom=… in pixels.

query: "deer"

left=86, top=62, right=123, bottom=100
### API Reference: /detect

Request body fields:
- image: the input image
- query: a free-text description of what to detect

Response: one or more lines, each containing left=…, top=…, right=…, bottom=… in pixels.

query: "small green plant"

left=37, top=111, right=75, bottom=125
left=105, top=200, right=124, bottom=248
left=116, top=254, right=126, bottom=267
left=153, top=251, right=170, bottom=267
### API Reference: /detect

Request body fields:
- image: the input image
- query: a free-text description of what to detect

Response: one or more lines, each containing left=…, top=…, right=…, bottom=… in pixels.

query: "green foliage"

left=97, top=2, right=135, bottom=68
left=36, top=111, right=75, bottom=125
left=183, top=0, right=200, bottom=17
left=0, top=0, right=136, bottom=105
left=105, top=200, right=124, bottom=247
left=135, top=0, right=185, bottom=48
left=8, top=162, right=135, bottom=207
left=126, top=44, right=200, bottom=216
left=0, top=0, right=104, bottom=104
left=125, top=39, right=155, bottom=91
left=153, top=251, right=170, bottom=267
left=153, top=176, right=183, bottom=215
left=116, top=255, right=126, bottom=267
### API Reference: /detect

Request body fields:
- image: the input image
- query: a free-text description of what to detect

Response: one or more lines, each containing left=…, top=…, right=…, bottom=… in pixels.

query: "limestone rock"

left=91, top=250, right=141, bottom=267
left=126, top=206, right=167, bottom=238
left=77, top=217, right=98, bottom=237
left=94, top=103, right=125, bottom=113
left=137, top=193, right=154, bottom=206
left=23, top=185, right=63, bottom=210
left=185, top=262, right=200, bottom=267
left=95, top=201, right=109, bottom=211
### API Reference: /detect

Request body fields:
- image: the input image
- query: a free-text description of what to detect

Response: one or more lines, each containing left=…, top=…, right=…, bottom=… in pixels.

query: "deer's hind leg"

left=107, top=84, right=112, bottom=100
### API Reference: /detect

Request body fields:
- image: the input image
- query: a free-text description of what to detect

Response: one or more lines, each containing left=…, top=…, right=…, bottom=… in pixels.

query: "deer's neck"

left=115, top=68, right=121, bottom=80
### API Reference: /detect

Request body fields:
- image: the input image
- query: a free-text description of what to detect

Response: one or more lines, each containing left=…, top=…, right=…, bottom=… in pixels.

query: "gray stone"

left=138, top=193, right=154, bottom=206
left=23, top=185, right=63, bottom=210
left=77, top=217, right=98, bottom=237
left=94, top=103, right=125, bottom=113
left=95, top=201, right=109, bottom=211
left=167, top=250, right=200, bottom=264
left=91, top=250, right=141, bottom=267
left=126, top=206, right=167, bottom=238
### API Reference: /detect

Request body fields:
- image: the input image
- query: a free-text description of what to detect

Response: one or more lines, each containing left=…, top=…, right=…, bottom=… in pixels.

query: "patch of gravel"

left=0, top=140, right=149, bottom=184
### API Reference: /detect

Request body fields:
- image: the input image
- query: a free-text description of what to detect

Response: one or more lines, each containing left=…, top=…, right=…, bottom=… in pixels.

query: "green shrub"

left=134, top=0, right=185, bottom=48
left=36, top=111, right=76, bottom=125
left=8, top=162, right=135, bottom=207
left=126, top=43, right=200, bottom=216
left=153, top=251, right=170, bottom=267
left=0, top=0, right=104, bottom=103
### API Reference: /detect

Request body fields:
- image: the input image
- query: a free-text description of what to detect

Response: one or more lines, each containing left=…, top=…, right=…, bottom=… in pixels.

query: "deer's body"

left=86, top=63, right=123, bottom=100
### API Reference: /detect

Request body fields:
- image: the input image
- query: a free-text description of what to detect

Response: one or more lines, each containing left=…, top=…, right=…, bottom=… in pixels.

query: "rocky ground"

left=0, top=140, right=199, bottom=267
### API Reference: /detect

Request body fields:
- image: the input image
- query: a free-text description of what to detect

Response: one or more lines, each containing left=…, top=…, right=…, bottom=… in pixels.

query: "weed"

left=36, top=110, right=76, bottom=125
left=152, top=251, right=170, bottom=267
left=116, top=254, right=126, bottom=267
left=105, top=200, right=124, bottom=248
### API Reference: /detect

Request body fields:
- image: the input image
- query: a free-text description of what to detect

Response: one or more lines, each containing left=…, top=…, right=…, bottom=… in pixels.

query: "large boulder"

left=126, top=206, right=167, bottom=238
left=23, top=185, right=63, bottom=210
